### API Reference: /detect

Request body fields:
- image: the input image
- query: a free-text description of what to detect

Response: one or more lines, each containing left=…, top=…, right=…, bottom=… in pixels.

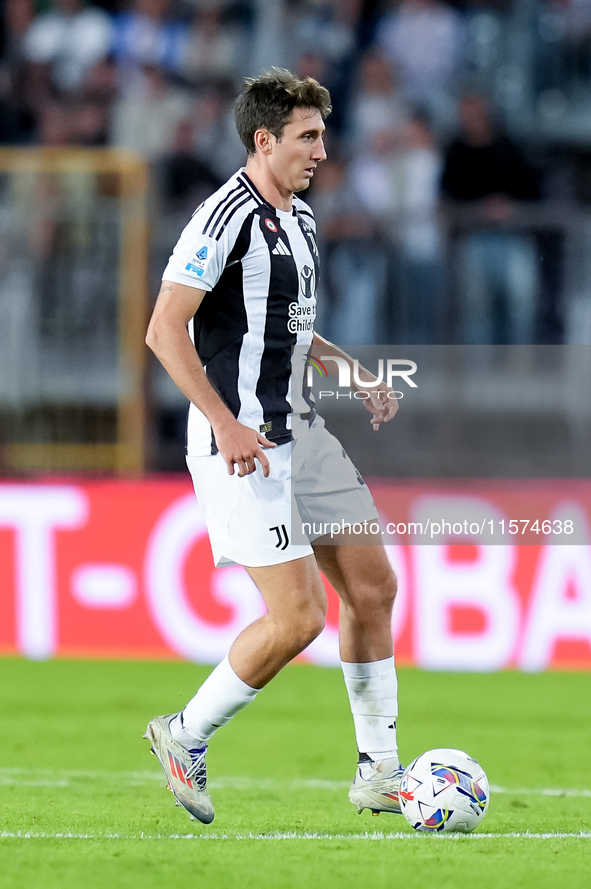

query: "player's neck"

left=243, top=159, right=293, bottom=212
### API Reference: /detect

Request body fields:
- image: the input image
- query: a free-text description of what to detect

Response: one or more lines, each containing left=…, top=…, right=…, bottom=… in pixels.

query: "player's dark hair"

left=234, top=67, right=332, bottom=156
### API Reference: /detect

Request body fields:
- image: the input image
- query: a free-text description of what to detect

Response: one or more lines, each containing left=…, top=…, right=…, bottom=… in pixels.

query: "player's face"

left=268, top=106, right=327, bottom=194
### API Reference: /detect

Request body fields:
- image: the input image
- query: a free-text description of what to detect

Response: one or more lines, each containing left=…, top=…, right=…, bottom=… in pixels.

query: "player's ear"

left=254, top=128, right=273, bottom=155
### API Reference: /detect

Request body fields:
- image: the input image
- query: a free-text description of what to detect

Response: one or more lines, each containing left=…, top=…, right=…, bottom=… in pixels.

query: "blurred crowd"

left=0, top=0, right=584, bottom=345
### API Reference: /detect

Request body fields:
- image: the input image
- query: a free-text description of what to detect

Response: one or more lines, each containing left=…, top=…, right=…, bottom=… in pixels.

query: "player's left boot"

left=348, top=755, right=404, bottom=816
left=143, top=714, right=214, bottom=824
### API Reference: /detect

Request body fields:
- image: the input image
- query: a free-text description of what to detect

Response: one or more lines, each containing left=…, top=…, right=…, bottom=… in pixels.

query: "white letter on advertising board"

left=410, top=495, right=519, bottom=671
left=144, top=494, right=265, bottom=662
left=520, top=544, right=591, bottom=671
left=410, top=494, right=519, bottom=670
left=413, top=542, right=520, bottom=670
left=0, top=485, right=88, bottom=659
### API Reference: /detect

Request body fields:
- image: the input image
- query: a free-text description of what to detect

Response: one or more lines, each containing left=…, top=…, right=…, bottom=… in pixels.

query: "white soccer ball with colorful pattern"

left=399, top=748, right=489, bottom=833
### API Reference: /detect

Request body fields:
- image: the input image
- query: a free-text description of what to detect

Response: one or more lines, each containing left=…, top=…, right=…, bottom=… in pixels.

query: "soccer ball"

left=399, top=748, right=489, bottom=833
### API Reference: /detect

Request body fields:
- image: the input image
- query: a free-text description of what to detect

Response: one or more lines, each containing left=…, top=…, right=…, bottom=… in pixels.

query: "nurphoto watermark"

left=288, top=345, right=591, bottom=547
left=305, top=354, right=417, bottom=403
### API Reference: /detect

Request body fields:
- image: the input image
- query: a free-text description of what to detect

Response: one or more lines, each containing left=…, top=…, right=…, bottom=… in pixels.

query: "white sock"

left=170, top=656, right=259, bottom=746
left=341, top=656, right=398, bottom=764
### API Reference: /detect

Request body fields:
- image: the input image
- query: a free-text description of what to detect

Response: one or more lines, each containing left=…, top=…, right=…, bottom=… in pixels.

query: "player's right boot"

left=143, top=714, right=214, bottom=824
left=348, top=755, right=404, bottom=816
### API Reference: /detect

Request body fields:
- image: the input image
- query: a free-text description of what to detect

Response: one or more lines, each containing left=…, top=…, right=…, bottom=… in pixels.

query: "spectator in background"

left=374, top=0, right=465, bottom=130
left=37, top=101, right=76, bottom=146
left=349, top=112, right=443, bottom=342
left=286, top=0, right=358, bottom=132
left=0, top=0, right=36, bottom=142
left=348, top=126, right=400, bottom=338
left=110, top=63, right=191, bottom=160
left=346, top=50, right=407, bottom=153
left=441, top=93, right=541, bottom=344
left=82, top=55, right=118, bottom=108
left=311, top=151, right=387, bottom=344
left=159, top=116, right=222, bottom=211
left=293, top=43, right=353, bottom=131
left=74, top=56, right=118, bottom=145
left=293, top=49, right=329, bottom=86
left=562, top=0, right=591, bottom=66
left=286, top=0, right=355, bottom=71
left=187, top=84, right=246, bottom=180
left=178, top=0, right=247, bottom=87
left=72, top=96, right=110, bottom=145
left=110, top=0, right=187, bottom=98
left=388, top=112, right=444, bottom=343
left=23, top=0, right=113, bottom=95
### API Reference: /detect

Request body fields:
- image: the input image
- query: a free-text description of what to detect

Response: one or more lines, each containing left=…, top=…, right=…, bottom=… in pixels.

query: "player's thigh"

left=312, top=536, right=397, bottom=611
left=188, top=445, right=313, bottom=568
left=246, top=554, right=328, bottom=627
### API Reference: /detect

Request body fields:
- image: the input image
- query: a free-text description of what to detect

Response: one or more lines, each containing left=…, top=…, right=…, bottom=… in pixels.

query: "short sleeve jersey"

left=162, top=169, right=319, bottom=457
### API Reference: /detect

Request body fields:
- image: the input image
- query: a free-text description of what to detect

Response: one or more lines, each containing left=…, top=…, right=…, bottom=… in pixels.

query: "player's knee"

left=300, top=611, right=326, bottom=647
left=294, top=604, right=326, bottom=650
left=349, top=569, right=397, bottom=618
left=386, top=569, right=398, bottom=605
left=374, top=575, right=397, bottom=614
left=373, top=563, right=397, bottom=608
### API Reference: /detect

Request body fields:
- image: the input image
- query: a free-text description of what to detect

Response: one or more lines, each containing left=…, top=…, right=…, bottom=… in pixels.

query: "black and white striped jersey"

left=162, top=169, right=319, bottom=457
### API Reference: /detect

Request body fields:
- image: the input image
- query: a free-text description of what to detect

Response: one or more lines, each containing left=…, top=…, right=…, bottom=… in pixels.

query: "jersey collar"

left=238, top=169, right=295, bottom=216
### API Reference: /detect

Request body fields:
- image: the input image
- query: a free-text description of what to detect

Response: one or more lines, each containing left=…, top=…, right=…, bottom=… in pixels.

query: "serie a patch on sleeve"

left=185, top=245, right=210, bottom=277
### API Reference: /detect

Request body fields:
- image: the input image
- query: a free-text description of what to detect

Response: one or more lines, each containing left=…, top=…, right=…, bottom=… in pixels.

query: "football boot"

left=349, top=755, right=404, bottom=816
left=144, top=714, right=214, bottom=824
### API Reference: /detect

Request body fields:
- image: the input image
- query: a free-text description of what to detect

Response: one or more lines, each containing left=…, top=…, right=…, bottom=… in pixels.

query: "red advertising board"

left=0, top=478, right=590, bottom=670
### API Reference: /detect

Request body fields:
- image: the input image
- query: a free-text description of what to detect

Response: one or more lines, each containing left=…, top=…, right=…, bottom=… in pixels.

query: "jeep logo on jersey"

left=300, top=265, right=315, bottom=300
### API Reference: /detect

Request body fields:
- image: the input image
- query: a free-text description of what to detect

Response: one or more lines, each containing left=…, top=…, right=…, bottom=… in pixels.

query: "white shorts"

left=187, top=417, right=378, bottom=568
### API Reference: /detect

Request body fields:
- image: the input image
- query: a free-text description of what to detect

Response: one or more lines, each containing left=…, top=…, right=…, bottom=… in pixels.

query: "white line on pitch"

left=489, top=785, right=591, bottom=799
left=1, top=831, right=590, bottom=842
left=0, top=769, right=590, bottom=798
left=0, top=770, right=346, bottom=790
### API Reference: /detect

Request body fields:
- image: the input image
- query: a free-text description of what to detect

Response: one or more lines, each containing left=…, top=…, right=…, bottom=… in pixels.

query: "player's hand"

left=361, top=382, right=399, bottom=431
left=214, top=419, right=276, bottom=477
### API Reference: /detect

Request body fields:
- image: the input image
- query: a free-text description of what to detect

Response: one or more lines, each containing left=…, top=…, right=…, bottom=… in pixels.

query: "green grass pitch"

left=0, top=659, right=590, bottom=889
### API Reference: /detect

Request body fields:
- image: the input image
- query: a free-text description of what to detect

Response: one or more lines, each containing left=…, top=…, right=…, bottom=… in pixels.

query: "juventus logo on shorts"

left=270, top=524, right=289, bottom=550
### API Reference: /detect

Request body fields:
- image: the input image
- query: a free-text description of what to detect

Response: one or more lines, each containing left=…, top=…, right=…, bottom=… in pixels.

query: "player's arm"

left=146, top=280, right=275, bottom=476
left=312, top=333, right=399, bottom=431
